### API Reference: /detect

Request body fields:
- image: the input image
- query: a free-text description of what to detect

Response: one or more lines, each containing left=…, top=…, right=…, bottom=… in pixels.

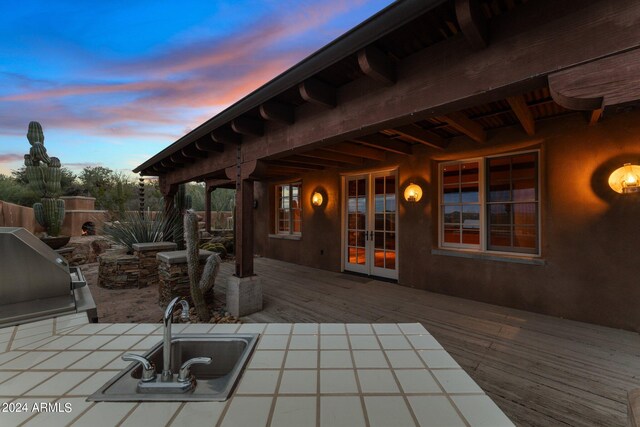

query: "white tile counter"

left=0, top=314, right=514, bottom=426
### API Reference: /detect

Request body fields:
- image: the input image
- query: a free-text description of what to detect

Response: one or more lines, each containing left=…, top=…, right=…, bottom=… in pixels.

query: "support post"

left=235, top=178, right=254, bottom=277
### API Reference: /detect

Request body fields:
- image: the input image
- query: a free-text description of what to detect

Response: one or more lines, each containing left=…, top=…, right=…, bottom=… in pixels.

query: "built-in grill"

left=0, top=227, right=97, bottom=326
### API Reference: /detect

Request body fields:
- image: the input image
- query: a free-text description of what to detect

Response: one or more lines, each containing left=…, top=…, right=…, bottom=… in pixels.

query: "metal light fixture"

left=404, top=183, right=423, bottom=202
left=311, top=192, right=324, bottom=206
left=608, top=163, right=640, bottom=194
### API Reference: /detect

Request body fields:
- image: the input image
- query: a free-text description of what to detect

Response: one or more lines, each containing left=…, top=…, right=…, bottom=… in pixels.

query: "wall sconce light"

left=608, top=163, right=640, bottom=194
left=311, top=192, right=324, bottom=207
left=404, top=183, right=423, bottom=202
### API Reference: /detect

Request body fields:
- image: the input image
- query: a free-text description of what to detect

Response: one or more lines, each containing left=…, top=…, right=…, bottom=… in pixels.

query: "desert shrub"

left=200, top=242, right=227, bottom=259
left=102, top=210, right=180, bottom=252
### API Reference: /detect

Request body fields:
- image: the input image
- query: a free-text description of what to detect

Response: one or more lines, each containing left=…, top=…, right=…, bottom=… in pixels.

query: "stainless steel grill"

left=0, top=227, right=97, bottom=326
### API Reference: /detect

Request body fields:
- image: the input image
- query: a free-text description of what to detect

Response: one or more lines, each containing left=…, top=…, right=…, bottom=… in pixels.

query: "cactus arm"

left=185, top=210, right=209, bottom=320
left=27, top=121, right=45, bottom=145
left=33, top=203, right=45, bottom=228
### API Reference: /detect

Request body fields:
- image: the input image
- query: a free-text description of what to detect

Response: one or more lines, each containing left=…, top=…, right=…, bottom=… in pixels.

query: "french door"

left=344, top=171, right=398, bottom=280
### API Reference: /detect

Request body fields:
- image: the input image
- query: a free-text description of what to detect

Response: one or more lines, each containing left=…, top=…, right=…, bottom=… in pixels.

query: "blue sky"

left=0, top=0, right=394, bottom=176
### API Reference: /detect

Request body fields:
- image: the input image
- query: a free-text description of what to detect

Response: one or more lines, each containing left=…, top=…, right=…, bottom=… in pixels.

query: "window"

left=276, top=182, right=302, bottom=234
left=440, top=151, right=539, bottom=255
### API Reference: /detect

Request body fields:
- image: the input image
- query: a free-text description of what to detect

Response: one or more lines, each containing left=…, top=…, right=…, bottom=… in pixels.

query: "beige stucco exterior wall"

left=254, top=110, right=640, bottom=331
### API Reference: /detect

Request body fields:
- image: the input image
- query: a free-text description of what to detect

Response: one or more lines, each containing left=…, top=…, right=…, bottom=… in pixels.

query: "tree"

left=11, top=166, right=76, bottom=193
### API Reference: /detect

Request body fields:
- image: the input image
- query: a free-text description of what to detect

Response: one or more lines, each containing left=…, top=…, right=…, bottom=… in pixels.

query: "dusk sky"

left=0, top=0, right=395, bottom=176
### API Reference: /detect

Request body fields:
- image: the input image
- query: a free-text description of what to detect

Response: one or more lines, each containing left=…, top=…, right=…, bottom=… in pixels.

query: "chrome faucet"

left=163, top=297, right=190, bottom=381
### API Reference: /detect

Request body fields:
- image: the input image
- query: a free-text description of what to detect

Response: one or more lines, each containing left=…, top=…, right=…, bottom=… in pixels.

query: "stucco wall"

left=0, top=201, right=42, bottom=233
left=254, top=110, right=640, bottom=331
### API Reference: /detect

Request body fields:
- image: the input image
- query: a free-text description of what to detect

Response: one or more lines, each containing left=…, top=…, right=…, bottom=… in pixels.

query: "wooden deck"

left=216, top=257, right=639, bottom=427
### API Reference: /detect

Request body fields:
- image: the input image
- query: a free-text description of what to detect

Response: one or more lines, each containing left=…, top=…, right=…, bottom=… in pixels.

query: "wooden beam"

left=259, top=101, right=295, bottom=124
left=549, top=48, right=640, bottom=111
left=455, top=0, right=489, bottom=50
left=298, top=149, right=363, bottom=165
left=357, top=46, right=396, bottom=86
left=506, top=95, right=536, bottom=135
left=231, top=117, right=264, bottom=137
left=323, top=142, right=386, bottom=161
left=589, top=108, right=604, bottom=125
left=352, top=134, right=412, bottom=155
left=392, top=125, right=449, bottom=150
left=181, top=145, right=208, bottom=159
left=299, top=79, right=336, bottom=108
left=160, top=160, right=176, bottom=169
left=194, top=139, right=224, bottom=153
left=439, top=112, right=486, bottom=143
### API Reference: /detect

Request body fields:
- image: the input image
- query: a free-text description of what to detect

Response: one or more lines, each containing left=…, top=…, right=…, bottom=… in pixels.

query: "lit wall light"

left=311, top=192, right=324, bottom=206
left=609, top=163, right=640, bottom=194
left=404, top=183, right=423, bottom=202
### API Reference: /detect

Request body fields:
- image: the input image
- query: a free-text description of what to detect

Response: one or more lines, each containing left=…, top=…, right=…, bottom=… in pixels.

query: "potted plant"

left=24, top=121, right=70, bottom=249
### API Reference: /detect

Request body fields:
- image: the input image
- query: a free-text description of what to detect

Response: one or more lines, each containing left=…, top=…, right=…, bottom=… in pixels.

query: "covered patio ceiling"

left=134, top=0, right=640, bottom=186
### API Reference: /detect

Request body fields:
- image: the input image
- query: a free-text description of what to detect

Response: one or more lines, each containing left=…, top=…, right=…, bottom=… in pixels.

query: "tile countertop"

left=0, top=314, right=514, bottom=427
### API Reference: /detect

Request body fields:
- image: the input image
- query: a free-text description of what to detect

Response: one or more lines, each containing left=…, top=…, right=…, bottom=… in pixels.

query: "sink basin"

left=88, top=333, right=259, bottom=402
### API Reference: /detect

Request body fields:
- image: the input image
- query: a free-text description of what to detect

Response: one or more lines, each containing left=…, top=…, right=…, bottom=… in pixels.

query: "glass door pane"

left=345, top=176, right=368, bottom=272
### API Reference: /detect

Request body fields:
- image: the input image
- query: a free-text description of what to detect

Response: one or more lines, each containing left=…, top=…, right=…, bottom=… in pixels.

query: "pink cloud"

left=0, top=153, right=23, bottom=163
left=0, top=0, right=369, bottom=143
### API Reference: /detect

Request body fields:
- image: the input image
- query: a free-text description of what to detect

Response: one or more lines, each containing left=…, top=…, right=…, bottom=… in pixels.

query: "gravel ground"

left=82, top=262, right=164, bottom=323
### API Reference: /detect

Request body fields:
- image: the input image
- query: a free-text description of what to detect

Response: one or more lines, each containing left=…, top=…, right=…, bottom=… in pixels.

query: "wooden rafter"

left=357, top=46, right=396, bottom=86
left=506, top=95, right=535, bottom=135
left=181, top=145, right=208, bottom=159
left=259, top=101, right=295, bottom=124
left=323, top=142, right=386, bottom=161
left=160, top=160, right=176, bottom=169
left=298, top=149, right=363, bottom=165
left=268, top=160, right=324, bottom=171
left=194, top=140, right=224, bottom=153
left=299, top=79, right=336, bottom=108
left=455, top=0, right=488, bottom=50
left=170, top=154, right=193, bottom=164
left=438, top=112, right=486, bottom=143
left=211, top=129, right=242, bottom=145
left=231, top=117, right=264, bottom=137
left=282, top=155, right=350, bottom=168
left=352, top=134, right=412, bottom=155
left=391, top=125, right=448, bottom=150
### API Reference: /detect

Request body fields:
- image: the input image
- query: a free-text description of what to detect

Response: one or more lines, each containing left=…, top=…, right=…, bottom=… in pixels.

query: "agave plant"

left=102, top=210, right=180, bottom=252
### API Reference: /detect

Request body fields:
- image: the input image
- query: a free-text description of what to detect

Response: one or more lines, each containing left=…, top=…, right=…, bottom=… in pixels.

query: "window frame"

left=438, top=150, right=541, bottom=257
left=275, top=182, right=302, bottom=235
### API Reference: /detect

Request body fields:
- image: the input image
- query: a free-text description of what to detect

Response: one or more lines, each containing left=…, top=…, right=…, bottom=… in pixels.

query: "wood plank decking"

left=216, top=257, right=640, bottom=427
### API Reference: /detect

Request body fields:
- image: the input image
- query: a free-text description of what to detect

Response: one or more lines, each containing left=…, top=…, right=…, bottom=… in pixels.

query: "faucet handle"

left=122, top=353, right=157, bottom=382
left=177, top=357, right=212, bottom=383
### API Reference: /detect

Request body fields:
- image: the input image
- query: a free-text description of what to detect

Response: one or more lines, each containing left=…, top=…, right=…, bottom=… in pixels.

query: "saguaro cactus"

left=184, top=209, right=220, bottom=321
left=173, top=184, right=192, bottom=249
left=24, top=121, right=65, bottom=236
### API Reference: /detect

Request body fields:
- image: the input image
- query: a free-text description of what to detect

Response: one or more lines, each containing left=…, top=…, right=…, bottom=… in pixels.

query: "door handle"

left=369, top=231, right=374, bottom=240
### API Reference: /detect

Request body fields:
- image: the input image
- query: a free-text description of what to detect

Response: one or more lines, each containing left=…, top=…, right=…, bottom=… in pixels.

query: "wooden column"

left=235, top=178, right=254, bottom=278
left=225, top=158, right=266, bottom=279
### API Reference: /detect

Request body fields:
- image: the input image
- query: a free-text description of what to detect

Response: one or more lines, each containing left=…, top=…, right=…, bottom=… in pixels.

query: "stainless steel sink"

left=88, top=333, right=259, bottom=402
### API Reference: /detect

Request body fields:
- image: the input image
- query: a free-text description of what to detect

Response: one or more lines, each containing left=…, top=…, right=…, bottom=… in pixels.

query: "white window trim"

left=275, top=182, right=302, bottom=235
left=438, top=150, right=541, bottom=257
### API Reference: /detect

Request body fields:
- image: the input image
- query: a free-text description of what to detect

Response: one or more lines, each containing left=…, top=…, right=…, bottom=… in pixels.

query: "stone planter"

left=41, top=235, right=71, bottom=249
left=156, top=250, right=214, bottom=307
left=98, top=249, right=140, bottom=289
